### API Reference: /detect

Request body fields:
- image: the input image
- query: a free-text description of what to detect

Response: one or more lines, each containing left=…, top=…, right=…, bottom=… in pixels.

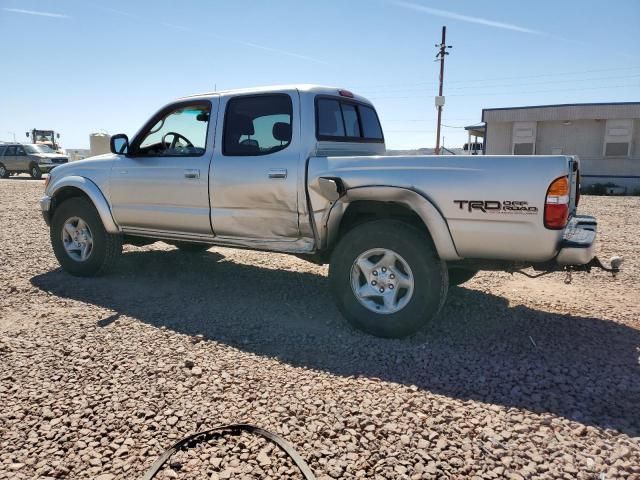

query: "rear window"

left=316, top=97, right=383, bottom=143
left=0, top=146, right=6, bottom=156
left=358, top=105, right=383, bottom=140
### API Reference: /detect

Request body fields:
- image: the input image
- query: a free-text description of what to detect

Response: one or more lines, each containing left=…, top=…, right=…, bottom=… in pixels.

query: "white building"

left=478, top=102, right=640, bottom=192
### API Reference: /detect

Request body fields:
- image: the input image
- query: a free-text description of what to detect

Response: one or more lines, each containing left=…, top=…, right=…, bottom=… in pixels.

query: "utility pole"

left=434, top=26, right=452, bottom=155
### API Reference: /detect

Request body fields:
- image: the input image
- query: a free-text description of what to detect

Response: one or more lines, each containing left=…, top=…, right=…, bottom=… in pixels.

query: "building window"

left=603, top=119, right=632, bottom=157
left=605, top=142, right=630, bottom=157
left=511, top=121, right=536, bottom=155
left=514, top=143, right=534, bottom=155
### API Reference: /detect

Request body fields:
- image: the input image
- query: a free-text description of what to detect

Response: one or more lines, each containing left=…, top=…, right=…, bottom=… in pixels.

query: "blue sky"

left=1, top=0, right=639, bottom=149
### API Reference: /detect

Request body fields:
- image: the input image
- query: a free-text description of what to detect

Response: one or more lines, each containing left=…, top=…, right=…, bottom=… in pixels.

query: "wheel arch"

left=48, top=176, right=119, bottom=233
left=325, top=186, right=461, bottom=261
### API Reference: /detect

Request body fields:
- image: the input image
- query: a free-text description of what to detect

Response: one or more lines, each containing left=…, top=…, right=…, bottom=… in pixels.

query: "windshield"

left=24, top=144, right=55, bottom=154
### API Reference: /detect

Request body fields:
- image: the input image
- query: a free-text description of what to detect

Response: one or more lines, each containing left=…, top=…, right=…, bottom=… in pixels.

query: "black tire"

left=329, top=220, right=448, bottom=338
left=30, top=164, right=42, bottom=179
left=448, top=268, right=478, bottom=287
left=0, top=163, right=8, bottom=179
left=173, top=242, right=210, bottom=253
left=51, top=197, right=122, bottom=276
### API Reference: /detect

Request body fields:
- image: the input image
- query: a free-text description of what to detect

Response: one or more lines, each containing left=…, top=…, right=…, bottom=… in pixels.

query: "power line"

left=368, top=82, right=640, bottom=100
left=358, top=73, right=640, bottom=96
left=381, top=118, right=477, bottom=122
left=350, top=65, right=640, bottom=91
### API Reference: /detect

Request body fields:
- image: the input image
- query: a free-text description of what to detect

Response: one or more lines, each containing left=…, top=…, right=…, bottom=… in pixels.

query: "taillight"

left=44, top=175, right=51, bottom=189
left=544, top=176, right=570, bottom=229
left=338, top=89, right=354, bottom=98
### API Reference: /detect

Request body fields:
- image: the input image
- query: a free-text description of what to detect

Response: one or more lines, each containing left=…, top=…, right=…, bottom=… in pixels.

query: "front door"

left=3, top=146, right=18, bottom=171
left=109, top=98, right=218, bottom=235
left=209, top=92, right=300, bottom=240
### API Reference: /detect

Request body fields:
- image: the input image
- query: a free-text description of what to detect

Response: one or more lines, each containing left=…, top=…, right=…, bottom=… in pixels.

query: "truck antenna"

left=434, top=25, right=452, bottom=155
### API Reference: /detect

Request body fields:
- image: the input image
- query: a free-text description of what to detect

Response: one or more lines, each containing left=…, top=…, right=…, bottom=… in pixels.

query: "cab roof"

left=179, top=84, right=373, bottom=105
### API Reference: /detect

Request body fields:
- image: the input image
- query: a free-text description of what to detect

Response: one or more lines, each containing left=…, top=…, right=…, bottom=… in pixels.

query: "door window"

left=223, top=94, right=293, bottom=156
left=135, top=102, right=211, bottom=157
left=16, top=146, right=26, bottom=156
left=5, top=146, right=16, bottom=156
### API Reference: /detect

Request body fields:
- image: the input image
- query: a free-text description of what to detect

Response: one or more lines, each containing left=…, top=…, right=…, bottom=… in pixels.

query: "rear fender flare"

left=48, top=176, right=120, bottom=233
left=325, top=186, right=461, bottom=261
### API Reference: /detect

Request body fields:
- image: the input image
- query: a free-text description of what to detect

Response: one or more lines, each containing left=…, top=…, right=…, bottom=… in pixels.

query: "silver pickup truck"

left=40, top=85, right=620, bottom=337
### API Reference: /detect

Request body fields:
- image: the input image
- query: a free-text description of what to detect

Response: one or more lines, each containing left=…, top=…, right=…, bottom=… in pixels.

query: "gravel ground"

left=1, top=177, right=639, bottom=479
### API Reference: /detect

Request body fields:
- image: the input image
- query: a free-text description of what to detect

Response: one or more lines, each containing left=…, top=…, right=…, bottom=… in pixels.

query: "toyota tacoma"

left=40, top=85, right=620, bottom=337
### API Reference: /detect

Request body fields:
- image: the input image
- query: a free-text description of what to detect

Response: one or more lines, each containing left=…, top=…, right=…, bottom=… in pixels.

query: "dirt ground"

left=0, top=177, right=639, bottom=479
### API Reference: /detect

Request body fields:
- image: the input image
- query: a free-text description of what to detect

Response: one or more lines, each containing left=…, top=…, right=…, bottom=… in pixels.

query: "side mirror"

left=110, top=133, right=129, bottom=154
left=56, top=133, right=60, bottom=139
left=26, top=132, right=30, bottom=138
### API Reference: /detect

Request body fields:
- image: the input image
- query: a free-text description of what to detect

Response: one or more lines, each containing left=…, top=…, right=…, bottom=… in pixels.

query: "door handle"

left=184, top=169, right=200, bottom=179
left=268, top=168, right=287, bottom=179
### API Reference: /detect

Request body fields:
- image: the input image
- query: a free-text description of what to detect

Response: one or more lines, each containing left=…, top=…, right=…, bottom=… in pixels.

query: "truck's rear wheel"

left=448, top=267, right=478, bottom=286
left=51, top=197, right=122, bottom=276
left=0, top=163, right=8, bottom=179
left=30, top=164, right=42, bottom=179
left=329, top=220, right=448, bottom=338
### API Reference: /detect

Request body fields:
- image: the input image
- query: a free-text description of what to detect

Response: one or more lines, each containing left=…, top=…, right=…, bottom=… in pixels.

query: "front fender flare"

left=47, top=176, right=120, bottom=233
left=324, top=186, right=461, bottom=261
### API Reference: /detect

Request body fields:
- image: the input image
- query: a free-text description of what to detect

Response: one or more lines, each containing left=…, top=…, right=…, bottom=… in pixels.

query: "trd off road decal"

left=453, top=200, right=538, bottom=215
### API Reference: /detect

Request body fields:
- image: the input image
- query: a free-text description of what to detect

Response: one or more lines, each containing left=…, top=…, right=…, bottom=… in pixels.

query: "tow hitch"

left=581, top=255, right=624, bottom=275
left=562, top=256, right=624, bottom=284
left=515, top=256, right=624, bottom=284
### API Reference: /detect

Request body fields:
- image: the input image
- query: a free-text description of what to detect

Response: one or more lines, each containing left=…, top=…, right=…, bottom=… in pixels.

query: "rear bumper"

left=556, top=215, right=597, bottom=266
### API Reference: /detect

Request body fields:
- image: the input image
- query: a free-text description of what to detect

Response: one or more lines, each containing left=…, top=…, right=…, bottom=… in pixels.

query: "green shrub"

left=580, top=182, right=617, bottom=195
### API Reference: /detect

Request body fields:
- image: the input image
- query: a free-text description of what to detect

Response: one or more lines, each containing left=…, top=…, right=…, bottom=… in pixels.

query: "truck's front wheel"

left=51, top=197, right=122, bottom=276
left=329, top=220, right=448, bottom=338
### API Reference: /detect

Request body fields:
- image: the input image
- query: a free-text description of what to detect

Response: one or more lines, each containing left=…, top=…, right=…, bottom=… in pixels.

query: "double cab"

left=40, top=85, right=617, bottom=337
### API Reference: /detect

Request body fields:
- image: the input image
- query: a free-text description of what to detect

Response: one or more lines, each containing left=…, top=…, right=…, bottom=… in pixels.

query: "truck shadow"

left=31, top=249, right=640, bottom=437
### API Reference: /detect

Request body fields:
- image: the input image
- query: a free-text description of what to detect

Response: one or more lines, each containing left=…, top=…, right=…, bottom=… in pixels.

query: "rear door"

left=15, top=145, right=29, bottom=170
left=209, top=92, right=300, bottom=240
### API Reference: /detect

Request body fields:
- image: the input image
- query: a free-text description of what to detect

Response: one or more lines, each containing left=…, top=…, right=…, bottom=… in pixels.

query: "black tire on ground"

left=0, top=163, right=8, bottom=178
left=329, top=220, right=448, bottom=338
left=30, top=164, right=42, bottom=179
left=173, top=242, right=210, bottom=253
left=448, top=268, right=478, bottom=287
left=51, top=197, right=122, bottom=276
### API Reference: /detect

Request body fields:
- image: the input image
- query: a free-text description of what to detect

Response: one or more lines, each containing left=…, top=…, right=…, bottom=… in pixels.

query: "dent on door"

left=209, top=92, right=300, bottom=240
left=211, top=176, right=300, bottom=238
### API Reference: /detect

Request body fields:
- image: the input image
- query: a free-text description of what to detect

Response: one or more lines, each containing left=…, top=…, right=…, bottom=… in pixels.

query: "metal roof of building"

left=482, top=102, right=640, bottom=123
